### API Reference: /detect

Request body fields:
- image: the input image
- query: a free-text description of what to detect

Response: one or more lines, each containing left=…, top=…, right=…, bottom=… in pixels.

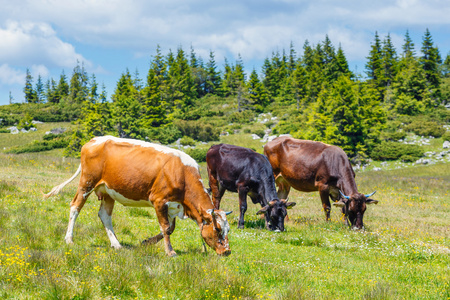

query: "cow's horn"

left=225, top=211, right=233, bottom=215
left=365, top=191, right=376, bottom=198
left=339, top=190, right=350, bottom=199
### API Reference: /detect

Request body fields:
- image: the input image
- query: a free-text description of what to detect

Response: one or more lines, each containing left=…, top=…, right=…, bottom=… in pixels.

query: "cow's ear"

left=366, top=199, right=379, bottom=205
left=286, top=202, right=296, bottom=209
left=256, top=205, right=269, bottom=215
left=333, top=200, right=346, bottom=208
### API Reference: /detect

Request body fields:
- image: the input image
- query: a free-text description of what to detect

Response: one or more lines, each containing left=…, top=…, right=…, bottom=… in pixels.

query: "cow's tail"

left=43, top=164, right=82, bottom=199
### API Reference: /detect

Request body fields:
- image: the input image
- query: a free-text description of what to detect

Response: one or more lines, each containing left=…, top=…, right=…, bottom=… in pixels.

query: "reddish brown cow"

left=44, top=136, right=231, bottom=256
left=264, top=136, right=378, bottom=229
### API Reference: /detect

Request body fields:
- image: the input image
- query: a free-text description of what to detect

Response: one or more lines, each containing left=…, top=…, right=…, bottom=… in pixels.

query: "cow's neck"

left=183, top=175, right=215, bottom=224
left=339, top=170, right=359, bottom=196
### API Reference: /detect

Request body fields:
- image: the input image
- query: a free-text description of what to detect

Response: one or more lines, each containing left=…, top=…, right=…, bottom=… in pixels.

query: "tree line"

left=18, top=29, right=450, bottom=158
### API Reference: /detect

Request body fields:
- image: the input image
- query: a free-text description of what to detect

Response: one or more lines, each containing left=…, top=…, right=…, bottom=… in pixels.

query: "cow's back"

left=82, top=136, right=199, bottom=202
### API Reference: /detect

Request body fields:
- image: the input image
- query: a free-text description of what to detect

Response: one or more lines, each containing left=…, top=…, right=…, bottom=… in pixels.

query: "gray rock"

left=443, top=141, right=450, bottom=149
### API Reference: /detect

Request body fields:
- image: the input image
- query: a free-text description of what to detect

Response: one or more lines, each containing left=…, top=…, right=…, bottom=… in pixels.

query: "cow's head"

left=202, top=209, right=232, bottom=256
left=256, top=199, right=296, bottom=232
left=334, top=191, right=378, bottom=230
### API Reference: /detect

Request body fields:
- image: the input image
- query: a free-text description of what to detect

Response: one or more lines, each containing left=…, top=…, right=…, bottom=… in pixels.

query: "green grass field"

left=0, top=127, right=449, bottom=299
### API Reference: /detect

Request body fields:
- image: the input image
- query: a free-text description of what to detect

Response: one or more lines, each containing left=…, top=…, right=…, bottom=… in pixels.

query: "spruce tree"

left=111, top=71, right=141, bottom=138
left=420, top=28, right=441, bottom=102
left=24, top=69, right=37, bottom=103
left=142, top=45, right=168, bottom=127
left=56, top=71, right=69, bottom=103
left=248, top=69, right=270, bottom=112
left=36, top=75, right=44, bottom=103
left=402, top=30, right=416, bottom=59
left=380, top=33, right=398, bottom=92
left=205, top=51, right=222, bottom=95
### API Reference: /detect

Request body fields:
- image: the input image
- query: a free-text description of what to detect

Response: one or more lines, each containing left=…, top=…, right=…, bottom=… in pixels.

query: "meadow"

left=0, top=124, right=449, bottom=299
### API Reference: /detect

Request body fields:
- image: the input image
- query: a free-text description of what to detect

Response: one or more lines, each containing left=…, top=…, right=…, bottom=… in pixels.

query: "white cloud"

left=0, top=64, right=24, bottom=86
left=0, top=20, right=91, bottom=69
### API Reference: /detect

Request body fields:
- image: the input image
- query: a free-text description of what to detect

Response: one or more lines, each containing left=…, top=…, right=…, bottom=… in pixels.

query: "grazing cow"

left=44, top=136, right=231, bottom=257
left=206, top=144, right=296, bottom=231
left=264, top=136, right=378, bottom=229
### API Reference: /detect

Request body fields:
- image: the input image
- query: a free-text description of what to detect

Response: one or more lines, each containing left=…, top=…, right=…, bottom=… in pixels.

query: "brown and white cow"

left=264, top=136, right=378, bottom=229
left=44, top=136, right=231, bottom=256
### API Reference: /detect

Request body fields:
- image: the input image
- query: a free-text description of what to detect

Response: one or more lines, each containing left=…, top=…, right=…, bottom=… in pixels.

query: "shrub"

left=370, top=141, right=424, bottom=161
left=5, top=137, right=70, bottom=154
left=442, top=131, right=450, bottom=142
left=0, top=128, right=10, bottom=133
left=179, top=136, right=196, bottom=146
left=404, top=121, right=445, bottom=137
left=252, top=129, right=265, bottom=138
left=145, top=124, right=182, bottom=145
left=228, top=110, right=255, bottom=124
left=174, top=120, right=219, bottom=142
left=17, top=113, right=35, bottom=130
left=380, top=130, right=407, bottom=141
left=184, top=148, right=208, bottom=162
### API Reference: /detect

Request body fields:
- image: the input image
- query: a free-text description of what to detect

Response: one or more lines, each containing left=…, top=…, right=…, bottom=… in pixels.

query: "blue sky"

left=1, top=0, right=449, bottom=105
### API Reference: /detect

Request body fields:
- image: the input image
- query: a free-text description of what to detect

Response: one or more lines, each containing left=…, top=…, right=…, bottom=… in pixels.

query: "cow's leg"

left=154, top=201, right=177, bottom=257
left=65, top=189, right=87, bottom=244
left=319, top=185, right=331, bottom=221
left=275, top=174, right=291, bottom=200
left=98, top=195, right=122, bottom=249
left=237, top=186, right=249, bottom=229
left=208, top=172, right=226, bottom=210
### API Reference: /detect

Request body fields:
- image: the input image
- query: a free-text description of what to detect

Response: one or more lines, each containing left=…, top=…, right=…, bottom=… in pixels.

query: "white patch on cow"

left=98, top=201, right=122, bottom=249
left=206, top=210, right=230, bottom=238
left=216, top=211, right=230, bottom=238
left=91, top=136, right=199, bottom=169
left=166, top=201, right=188, bottom=226
left=97, top=185, right=153, bottom=207
left=65, top=206, right=79, bottom=244
left=167, top=201, right=187, bottom=220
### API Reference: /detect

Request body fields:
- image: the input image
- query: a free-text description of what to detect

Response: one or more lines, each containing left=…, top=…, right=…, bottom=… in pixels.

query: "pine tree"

left=205, top=51, right=222, bottom=95
left=288, top=41, right=297, bottom=75
left=380, top=33, right=398, bottom=91
left=365, top=32, right=383, bottom=85
left=142, top=45, right=168, bottom=127
left=56, top=71, right=69, bottom=103
left=111, top=71, right=141, bottom=138
left=335, top=45, right=352, bottom=78
left=69, top=62, right=89, bottom=104
left=24, top=69, right=37, bottom=103
left=392, top=58, right=429, bottom=115
left=402, top=30, right=416, bottom=59
left=248, top=69, right=270, bottom=112
left=281, top=60, right=307, bottom=109
left=420, top=28, right=441, bottom=102
left=88, top=74, right=98, bottom=104
left=189, top=46, right=208, bottom=97
left=36, top=75, right=44, bottom=103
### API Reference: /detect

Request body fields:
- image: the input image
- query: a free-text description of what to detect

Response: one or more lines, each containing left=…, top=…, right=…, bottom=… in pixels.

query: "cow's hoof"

left=64, top=237, right=73, bottom=244
left=111, top=244, right=122, bottom=249
left=238, top=225, right=244, bottom=229
left=167, top=251, right=177, bottom=257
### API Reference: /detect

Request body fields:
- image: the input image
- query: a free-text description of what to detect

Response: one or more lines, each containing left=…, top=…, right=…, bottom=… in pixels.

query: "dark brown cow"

left=44, top=136, right=231, bottom=256
left=206, top=144, right=296, bottom=231
left=264, top=136, right=378, bottom=229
